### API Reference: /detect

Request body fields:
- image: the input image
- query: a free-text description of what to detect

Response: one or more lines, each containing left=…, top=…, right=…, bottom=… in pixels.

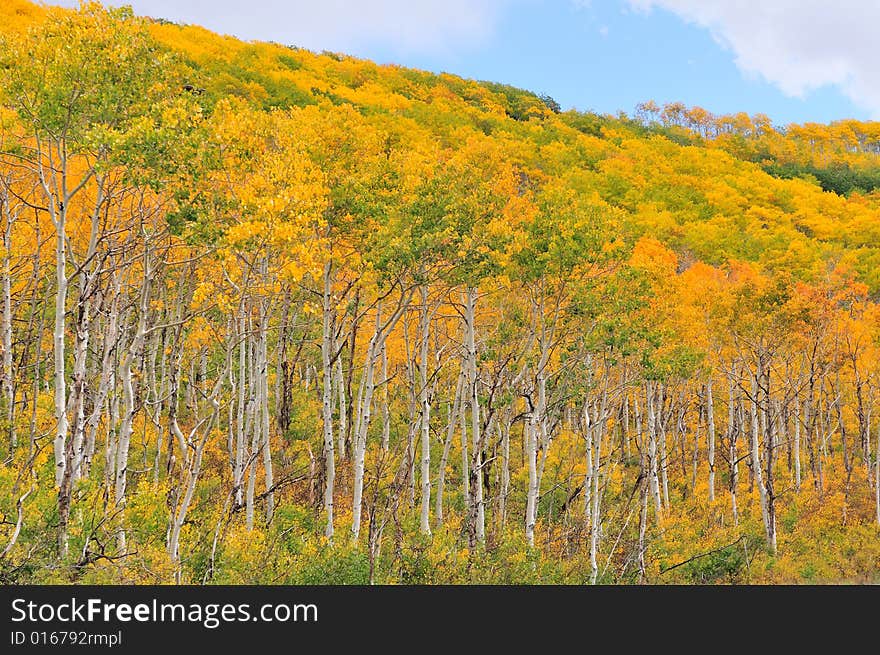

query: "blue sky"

left=361, top=1, right=867, bottom=126
left=50, top=0, right=876, bottom=126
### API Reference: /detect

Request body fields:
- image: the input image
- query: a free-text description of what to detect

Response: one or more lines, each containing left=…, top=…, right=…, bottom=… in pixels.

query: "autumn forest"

left=1, top=1, right=879, bottom=585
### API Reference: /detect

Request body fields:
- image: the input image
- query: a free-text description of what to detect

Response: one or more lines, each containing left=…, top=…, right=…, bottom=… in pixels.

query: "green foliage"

left=762, top=160, right=880, bottom=196
left=0, top=3, right=179, bottom=149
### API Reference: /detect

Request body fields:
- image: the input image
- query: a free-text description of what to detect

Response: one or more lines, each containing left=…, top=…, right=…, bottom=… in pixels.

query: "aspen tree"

left=0, top=3, right=182, bottom=556
left=706, top=379, right=716, bottom=502
left=418, top=284, right=433, bottom=535
left=435, top=373, right=463, bottom=528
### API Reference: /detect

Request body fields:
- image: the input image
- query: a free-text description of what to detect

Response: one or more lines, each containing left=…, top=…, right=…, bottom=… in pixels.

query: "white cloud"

left=628, top=0, right=880, bottom=117
left=48, top=0, right=513, bottom=55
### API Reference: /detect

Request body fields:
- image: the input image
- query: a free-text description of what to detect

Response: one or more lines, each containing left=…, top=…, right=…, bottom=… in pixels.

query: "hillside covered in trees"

left=1, top=0, right=879, bottom=584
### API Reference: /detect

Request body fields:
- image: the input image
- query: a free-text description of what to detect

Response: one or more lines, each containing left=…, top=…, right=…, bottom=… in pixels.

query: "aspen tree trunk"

left=351, top=290, right=410, bottom=541
left=169, top=378, right=223, bottom=573
left=794, top=389, right=802, bottom=491
left=253, top=257, right=274, bottom=523
left=804, top=371, right=819, bottom=491
left=115, top=244, right=152, bottom=553
left=274, top=292, right=290, bottom=435
left=749, top=375, right=770, bottom=545
left=1, top=199, right=14, bottom=453
left=526, top=290, right=554, bottom=549
left=777, top=400, right=789, bottom=476
left=675, top=395, right=687, bottom=481
left=499, top=410, right=511, bottom=535
left=875, top=420, right=879, bottom=526
left=52, top=201, right=68, bottom=492
left=68, top=287, right=92, bottom=485
left=814, top=394, right=825, bottom=493
left=525, top=401, right=538, bottom=547
left=246, top=323, right=258, bottom=531
left=646, top=381, right=662, bottom=520
left=532, top=305, right=556, bottom=531
left=535, top=369, right=550, bottom=518
left=321, top=262, right=336, bottom=540
left=418, top=285, right=432, bottom=535
left=346, top=289, right=360, bottom=454
left=589, top=384, right=608, bottom=584
left=633, top=394, right=643, bottom=455
left=589, top=425, right=602, bottom=584
left=151, top=317, right=169, bottom=484
left=706, top=379, right=716, bottom=502
left=380, top=343, right=390, bottom=453
left=460, top=377, right=469, bottom=515
left=34, top=150, right=74, bottom=554
left=84, top=282, right=120, bottom=477
left=834, top=378, right=852, bottom=483
left=464, top=287, right=484, bottom=546
left=583, top=402, right=592, bottom=538
left=761, top=365, right=777, bottom=554
left=820, top=384, right=832, bottom=462
left=226, top=344, right=236, bottom=491
left=351, top=304, right=382, bottom=542
left=866, top=406, right=873, bottom=488
left=105, top=360, right=120, bottom=503
left=401, top=318, right=416, bottom=504
left=658, top=385, right=670, bottom=509
left=335, top=351, right=347, bottom=459
left=68, top=187, right=105, bottom=485
left=725, top=366, right=739, bottom=524
left=436, top=374, right=463, bottom=528
left=233, top=310, right=247, bottom=510
left=637, top=440, right=649, bottom=582
left=259, top=292, right=273, bottom=523
left=853, top=368, right=869, bottom=476
left=27, top=253, right=44, bottom=462
left=691, top=399, right=700, bottom=493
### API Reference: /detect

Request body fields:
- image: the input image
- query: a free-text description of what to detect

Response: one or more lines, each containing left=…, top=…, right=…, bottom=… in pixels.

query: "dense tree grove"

left=1, top=1, right=879, bottom=584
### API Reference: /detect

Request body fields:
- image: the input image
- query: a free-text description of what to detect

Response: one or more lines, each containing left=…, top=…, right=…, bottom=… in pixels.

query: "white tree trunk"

left=706, top=379, right=716, bottom=502
left=351, top=304, right=381, bottom=542
left=168, top=377, right=223, bottom=574
left=335, top=350, right=346, bottom=459
left=435, top=374, right=462, bottom=528
left=321, top=262, right=336, bottom=540
left=53, top=212, right=68, bottom=489
left=587, top=383, right=609, bottom=584
left=1, top=202, right=14, bottom=453
left=749, top=375, right=770, bottom=540
left=727, top=369, right=739, bottom=524
left=68, top=287, right=91, bottom=484
left=794, top=390, right=802, bottom=491
left=418, top=285, right=432, bottom=535
left=646, top=381, right=662, bottom=520
left=525, top=401, right=539, bottom=548
left=658, top=386, right=670, bottom=509
left=380, top=343, right=390, bottom=452
left=464, top=287, right=484, bottom=546
left=875, top=419, right=879, bottom=526
left=84, top=284, right=120, bottom=477
left=259, top=291, right=273, bottom=523
left=351, top=289, right=411, bottom=541
left=499, top=412, right=510, bottom=534
left=460, top=378, right=469, bottom=514
left=115, top=249, right=151, bottom=552
left=246, top=324, right=258, bottom=531
left=234, top=311, right=247, bottom=509
left=583, top=402, right=592, bottom=536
